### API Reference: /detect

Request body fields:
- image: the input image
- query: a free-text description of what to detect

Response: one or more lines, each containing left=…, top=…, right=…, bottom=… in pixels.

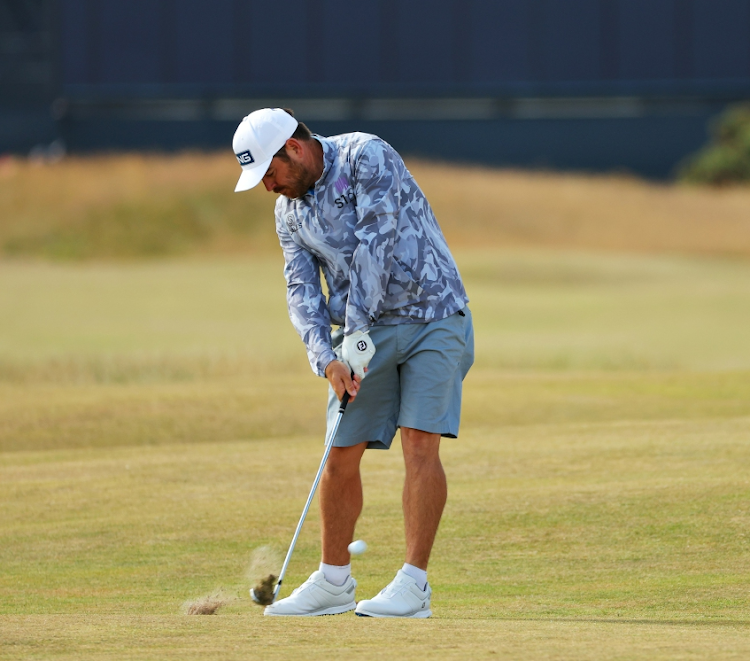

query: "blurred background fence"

left=2, top=0, right=750, bottom=176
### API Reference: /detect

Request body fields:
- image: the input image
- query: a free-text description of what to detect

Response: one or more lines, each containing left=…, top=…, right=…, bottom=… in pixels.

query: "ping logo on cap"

left=236, top=150, right=254, bottom=166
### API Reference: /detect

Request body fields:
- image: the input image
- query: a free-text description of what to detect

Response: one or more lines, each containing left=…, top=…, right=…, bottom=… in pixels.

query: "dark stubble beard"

left=280, top=159, right=318, bottom=199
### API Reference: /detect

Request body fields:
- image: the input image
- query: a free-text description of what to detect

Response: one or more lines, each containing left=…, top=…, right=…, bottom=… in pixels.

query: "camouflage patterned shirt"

left=275, top=132, right=469, bottom=377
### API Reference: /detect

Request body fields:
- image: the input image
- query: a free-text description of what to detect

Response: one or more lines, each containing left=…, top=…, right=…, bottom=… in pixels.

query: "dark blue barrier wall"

left=59, top=0, right=750, bottom=97
left=58, top=113, right=714, bottom=179
left=3, top=0, right=750, bottom=176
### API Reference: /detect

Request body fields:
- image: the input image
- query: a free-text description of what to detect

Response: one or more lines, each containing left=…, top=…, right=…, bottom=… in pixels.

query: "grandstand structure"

left=2, top=0, right=750, bottom=176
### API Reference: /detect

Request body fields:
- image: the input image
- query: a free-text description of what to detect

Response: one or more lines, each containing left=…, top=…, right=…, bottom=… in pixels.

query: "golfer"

left=232, top=108, right=473, bottom=618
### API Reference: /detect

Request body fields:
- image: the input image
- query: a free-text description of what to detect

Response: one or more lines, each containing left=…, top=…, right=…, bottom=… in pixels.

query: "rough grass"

left=2, top=153, right=750, bottom=260
left=0, top=153, right=278, bottom=259
left=412, top=163, right=750, bottom=255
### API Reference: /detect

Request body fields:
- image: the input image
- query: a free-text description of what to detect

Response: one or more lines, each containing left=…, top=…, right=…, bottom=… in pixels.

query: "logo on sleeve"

left=286, top=213, right=299, bottom=234
left=236, top=150, right=254, bottom=166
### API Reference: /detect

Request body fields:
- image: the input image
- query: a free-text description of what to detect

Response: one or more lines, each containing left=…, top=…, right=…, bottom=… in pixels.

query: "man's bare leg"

left=401, top=428, right=446, bottom=570
left=320, top=442, right=368, bottom=566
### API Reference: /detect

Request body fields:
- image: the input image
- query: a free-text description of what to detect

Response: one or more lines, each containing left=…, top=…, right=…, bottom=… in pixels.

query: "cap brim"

left=234, top=156, right=273, bottom=192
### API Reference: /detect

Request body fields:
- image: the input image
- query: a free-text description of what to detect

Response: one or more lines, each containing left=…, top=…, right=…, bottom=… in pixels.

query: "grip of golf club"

left=339, top=391, right=350, bottom=413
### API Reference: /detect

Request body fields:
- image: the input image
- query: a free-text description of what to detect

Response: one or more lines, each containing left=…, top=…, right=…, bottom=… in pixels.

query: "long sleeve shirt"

left=275, top=132, right=469, bottom=376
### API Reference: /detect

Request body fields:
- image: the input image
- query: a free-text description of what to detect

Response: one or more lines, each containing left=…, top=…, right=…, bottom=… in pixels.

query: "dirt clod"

left=251, top=574, right=277, bottom=606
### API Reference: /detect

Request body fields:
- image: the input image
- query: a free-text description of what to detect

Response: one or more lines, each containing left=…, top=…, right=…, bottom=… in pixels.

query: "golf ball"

left=348, top=539, right=367, bottom=555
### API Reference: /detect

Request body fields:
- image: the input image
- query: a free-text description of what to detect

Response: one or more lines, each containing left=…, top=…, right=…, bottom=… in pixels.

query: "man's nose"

left=263, top=178, right=274, bottom=192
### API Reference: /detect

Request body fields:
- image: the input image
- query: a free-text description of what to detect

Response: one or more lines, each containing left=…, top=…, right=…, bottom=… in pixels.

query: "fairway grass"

left=1, top=420, right=749, bottom=658
left=4, top=616, right=748, bottom=661
left=1, top=250, right=749, bottom=658
left=2, top=251, right=750, bottom=453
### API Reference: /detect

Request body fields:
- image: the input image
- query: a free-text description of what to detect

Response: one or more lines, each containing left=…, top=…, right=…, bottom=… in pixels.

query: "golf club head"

left=250, top=587, right=274, bottom=606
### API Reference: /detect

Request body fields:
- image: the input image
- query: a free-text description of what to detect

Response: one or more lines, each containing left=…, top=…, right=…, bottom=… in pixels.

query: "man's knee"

left=324, top=443, right=366, bottom=480
left=401, top=427, right=441, bottom=465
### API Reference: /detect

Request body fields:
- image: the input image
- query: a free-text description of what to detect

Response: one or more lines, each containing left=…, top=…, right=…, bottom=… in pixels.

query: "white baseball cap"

left=232, top=108, right=299, bottom=192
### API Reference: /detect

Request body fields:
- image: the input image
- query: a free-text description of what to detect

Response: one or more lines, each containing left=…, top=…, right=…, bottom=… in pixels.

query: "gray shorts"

left=325, top=308, right=474, bottom=450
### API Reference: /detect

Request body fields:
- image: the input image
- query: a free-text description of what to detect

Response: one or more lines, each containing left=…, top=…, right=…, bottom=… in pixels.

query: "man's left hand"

left=342, top=330, right=376, bottom=379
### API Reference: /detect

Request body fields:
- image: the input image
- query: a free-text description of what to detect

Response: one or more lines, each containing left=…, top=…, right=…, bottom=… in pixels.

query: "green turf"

left=1, top=249, right=749, bottom=659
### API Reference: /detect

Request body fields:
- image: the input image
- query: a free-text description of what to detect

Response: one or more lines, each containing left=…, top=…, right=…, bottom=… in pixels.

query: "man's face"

left=262, top=156, right=316, bottom=199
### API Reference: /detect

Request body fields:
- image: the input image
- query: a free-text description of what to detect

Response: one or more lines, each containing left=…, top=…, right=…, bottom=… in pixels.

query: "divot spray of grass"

left=182, top=588, right=235, bottom=615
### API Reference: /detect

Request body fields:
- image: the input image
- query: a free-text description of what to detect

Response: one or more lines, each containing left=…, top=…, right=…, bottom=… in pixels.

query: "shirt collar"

left=314, top=135, right=335, bottom=187
left=298, top=136, right=334, bottom=199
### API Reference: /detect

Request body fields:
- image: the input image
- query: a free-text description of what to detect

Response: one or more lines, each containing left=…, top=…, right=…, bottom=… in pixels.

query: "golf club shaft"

left=272, top=391, right=350, bottom=602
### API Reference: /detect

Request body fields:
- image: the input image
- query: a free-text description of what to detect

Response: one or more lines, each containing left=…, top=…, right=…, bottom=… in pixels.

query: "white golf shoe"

left=263, top=570, right=357, bottom=617
left=355, top=570, right=432, bottom=618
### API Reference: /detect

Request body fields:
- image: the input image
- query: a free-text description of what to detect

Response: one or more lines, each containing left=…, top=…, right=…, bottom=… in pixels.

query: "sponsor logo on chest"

left=333, top=174, right=356, bottom=209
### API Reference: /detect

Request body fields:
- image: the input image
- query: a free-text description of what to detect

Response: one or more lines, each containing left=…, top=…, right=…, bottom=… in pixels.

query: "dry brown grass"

left=2, top=152, right=750, bottom=259
left=0, top=152, right=236, bottom=216
left=0, top=152, right=278, bottom=258
left=410, top=162, right=750, bottom=255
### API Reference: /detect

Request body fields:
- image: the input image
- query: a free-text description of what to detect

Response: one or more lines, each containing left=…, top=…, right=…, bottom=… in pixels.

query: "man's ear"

left=284, top=138, right=304, bottom=159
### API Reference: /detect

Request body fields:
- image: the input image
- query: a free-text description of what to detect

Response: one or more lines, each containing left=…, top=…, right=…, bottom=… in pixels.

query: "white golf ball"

left=348, top=539, right=367, bottom=555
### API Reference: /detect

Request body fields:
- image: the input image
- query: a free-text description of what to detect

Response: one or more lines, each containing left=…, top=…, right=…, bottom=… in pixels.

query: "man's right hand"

left=325, top=360, right=361, bottom=402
